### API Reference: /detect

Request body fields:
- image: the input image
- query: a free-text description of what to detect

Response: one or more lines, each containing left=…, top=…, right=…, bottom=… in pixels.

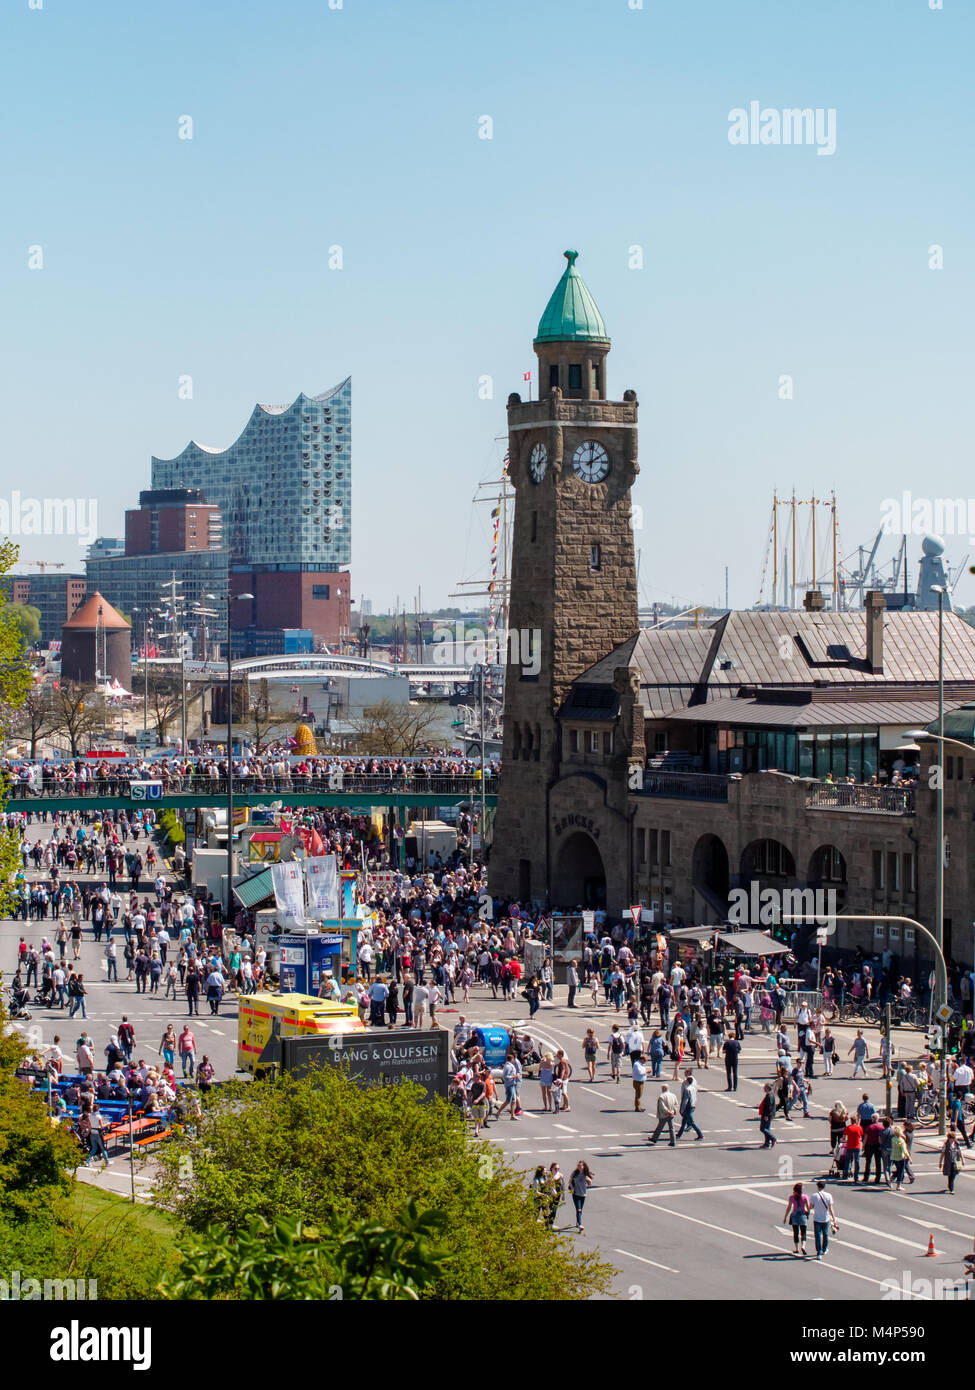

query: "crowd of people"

left=2, top=750, right=500, bottom=798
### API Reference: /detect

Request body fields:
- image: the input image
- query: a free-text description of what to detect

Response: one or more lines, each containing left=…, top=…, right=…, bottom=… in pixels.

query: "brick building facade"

left=491, top=251, right=975, bottom=969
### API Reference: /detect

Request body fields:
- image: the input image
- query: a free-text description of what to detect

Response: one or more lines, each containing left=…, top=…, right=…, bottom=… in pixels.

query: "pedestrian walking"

left=582, top=1028, right=599, bottom=1082
left=890, top=1124, right=910, bottom=1188
left=497, top=1051, right=523, bottom=1121
left=676, top=1068, right=704, bottom=1141
left=783, top=1182, right=811, bottom=1257
left=842, top=1116, right=863, bottom=1183
left=543, top=1163, right=565, bottom=1228
left=178, top=1024, right=196, bottom=1078
left=569, top=1160, right=593, bottom=1232
left=810, top=1180, right=837, bottom=1259
left=723, top=1034, right=741, bottom=1091
left=759, top=1082, right=777, bottom=1149
left=647, top=1083, right=678, bottom=1146
left=538, top=1053, right=555, bottom=1111
left=849, top=1030, right=869, bottom=1078
left=159, top=1023, right=177, bottom=1069
left=631, top=1052, right=647, bottom=1112
left=607, top=1025, right=624, bottom=1083
left=941, top=1129, right=965, bottom=1194
left=555, top=1049, right=572, bottom=1112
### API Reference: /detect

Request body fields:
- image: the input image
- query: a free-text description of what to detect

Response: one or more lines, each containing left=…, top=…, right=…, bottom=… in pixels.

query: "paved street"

left=5, top=817, right=974, bottom=1300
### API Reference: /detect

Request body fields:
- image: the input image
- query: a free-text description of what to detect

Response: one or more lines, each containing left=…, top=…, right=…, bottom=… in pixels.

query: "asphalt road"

left=4, top=819, right=973, bottom=1302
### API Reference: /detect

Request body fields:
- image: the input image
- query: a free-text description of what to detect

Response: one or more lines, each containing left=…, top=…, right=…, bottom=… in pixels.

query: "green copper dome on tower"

left=534, top=250, right=609, bottom=345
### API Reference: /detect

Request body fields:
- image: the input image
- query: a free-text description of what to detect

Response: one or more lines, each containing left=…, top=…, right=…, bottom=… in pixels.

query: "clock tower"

left=490, top=251, right=641, bottom=907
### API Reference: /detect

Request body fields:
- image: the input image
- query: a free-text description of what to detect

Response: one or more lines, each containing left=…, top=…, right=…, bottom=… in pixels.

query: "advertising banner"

left=271, top=862, right=305, bottom=928
left=281, top=1029, right=449, bottom=1100
left=305, top=854, right=339, bottom=918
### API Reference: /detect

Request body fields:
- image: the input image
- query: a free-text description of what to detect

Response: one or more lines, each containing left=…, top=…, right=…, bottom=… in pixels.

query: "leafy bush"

left=154, top=1066, right=614, bottom=1301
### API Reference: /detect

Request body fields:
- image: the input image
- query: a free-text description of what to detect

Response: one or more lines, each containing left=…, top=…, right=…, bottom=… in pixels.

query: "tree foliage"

left=0, top=543, right=36, bottom=910
left=0, top=1004, right=78, bottom=1223
left=345, top=698, right=445, bottom=756
left=153, top=1066, right=614, bottom=1300
left=4, top=602, right=41, bottom=646
left=160, top=1203, right=449, bottom=1301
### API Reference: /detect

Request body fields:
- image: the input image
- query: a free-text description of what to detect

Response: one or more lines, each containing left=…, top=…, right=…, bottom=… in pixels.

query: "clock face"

left=572, top=440, right=610, bottom=483
left=528, top=442, right=548, bottom=484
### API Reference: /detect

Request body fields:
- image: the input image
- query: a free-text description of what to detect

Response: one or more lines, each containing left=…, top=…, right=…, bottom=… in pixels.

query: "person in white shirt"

left=952, top=1060, right=973, bottom=1098
left=810, top=1179, right=838, bottom=1259
left=413, top=981, right=429, bottom=1030
left=625, top=1025, right=646, bottom=1060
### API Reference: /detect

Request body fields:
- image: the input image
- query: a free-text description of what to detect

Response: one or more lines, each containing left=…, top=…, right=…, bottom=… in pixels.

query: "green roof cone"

left=534, top=250, right=609, bottom=345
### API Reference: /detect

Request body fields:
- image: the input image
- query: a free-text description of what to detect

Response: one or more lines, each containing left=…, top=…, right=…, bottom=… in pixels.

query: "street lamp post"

left=207, top=592, right=253, bottom=923
left=784, top=911, right=950, bottom=1135
left=132, top=609, right=152, bottom=748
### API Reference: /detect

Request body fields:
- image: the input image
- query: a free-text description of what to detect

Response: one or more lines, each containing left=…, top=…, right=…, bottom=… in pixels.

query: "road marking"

left=744, top=1187, right=933, bottom=1251
left=769, top=1223, right=895, bottom=1262
left=614, top=1248, right=679, bottom=1275
left=626, top=1179, right=794, bottom=1199
left=628, top=1196, right=928, bottom=1296
left=551, top=1123, right=578, bottom=1133
left=210, top=1028, right=224, bottom=1036
left=898, top=1213, right=973, bottom=1241
left=896, top=1188, right=975, bottom=1220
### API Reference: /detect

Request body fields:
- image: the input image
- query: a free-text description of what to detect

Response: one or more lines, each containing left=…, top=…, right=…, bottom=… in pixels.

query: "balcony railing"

left=7, top=773, right=499, bottom=801
left=632, top=771, right=730, bottom=802
left=806, top=783, right=915, bottom=815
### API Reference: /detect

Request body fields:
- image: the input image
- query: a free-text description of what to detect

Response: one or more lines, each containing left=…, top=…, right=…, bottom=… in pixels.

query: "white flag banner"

left=271, top=862, right=305, bottom=928
left=304, top=855, right=338, bottom=918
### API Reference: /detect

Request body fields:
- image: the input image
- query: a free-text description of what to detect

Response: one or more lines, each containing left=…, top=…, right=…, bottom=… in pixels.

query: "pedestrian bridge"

left=157, top=653, right=473, bottom=687
left=5, top=773, right=498, bottom=815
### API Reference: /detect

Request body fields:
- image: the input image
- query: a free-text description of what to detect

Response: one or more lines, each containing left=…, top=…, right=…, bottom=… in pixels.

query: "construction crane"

left=30, top=561, right=65, bottom=574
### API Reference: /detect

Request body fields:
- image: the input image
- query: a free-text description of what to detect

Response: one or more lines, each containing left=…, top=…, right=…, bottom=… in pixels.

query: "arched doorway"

left=554, top=831, right=607, bottom=909
left=692, top=834, right=730, bottom=920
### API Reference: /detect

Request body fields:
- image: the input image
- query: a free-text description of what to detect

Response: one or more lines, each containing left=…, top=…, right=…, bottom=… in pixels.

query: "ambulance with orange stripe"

left=237, top=991, right=365, bottom=1076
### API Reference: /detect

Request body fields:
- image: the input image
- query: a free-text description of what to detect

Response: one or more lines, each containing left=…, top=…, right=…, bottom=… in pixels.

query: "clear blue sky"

left=2, top=0, right=973, bottom=613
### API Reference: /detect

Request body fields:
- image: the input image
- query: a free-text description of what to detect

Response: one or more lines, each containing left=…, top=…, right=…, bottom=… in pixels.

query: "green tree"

left=0, top=542, right=36, bottom=913
left=4, top=602, right=41, bottom=646
left=154, top=1066, right=614, bottom=1300
left=161, top=1203, right=448, bottom=1301
left=0, top=1005, right=78, bottom=1224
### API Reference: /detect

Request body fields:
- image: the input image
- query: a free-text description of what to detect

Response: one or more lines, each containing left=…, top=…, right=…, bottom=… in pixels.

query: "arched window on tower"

left=590, top=543, right=601, bottom=572
left=523, top=724, right=534, bottom=761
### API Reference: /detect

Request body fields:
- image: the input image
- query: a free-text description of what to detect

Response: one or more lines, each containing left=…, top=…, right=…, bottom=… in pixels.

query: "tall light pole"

left=207, top=591, right=253, bottom=922
left=479, top=663, right=486, bottom=869
left=132, top=609, right=152, bottom=748
left=784, top=911, right=950, bottom=1135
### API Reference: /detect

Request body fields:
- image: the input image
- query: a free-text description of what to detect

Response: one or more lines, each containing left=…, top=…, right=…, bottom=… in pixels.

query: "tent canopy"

left=714, top=930, right=789, bottom=956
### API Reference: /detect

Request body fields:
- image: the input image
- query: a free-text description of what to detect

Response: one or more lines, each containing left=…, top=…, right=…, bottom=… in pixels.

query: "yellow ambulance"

left=237, top=991, right=364, bottom=1075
